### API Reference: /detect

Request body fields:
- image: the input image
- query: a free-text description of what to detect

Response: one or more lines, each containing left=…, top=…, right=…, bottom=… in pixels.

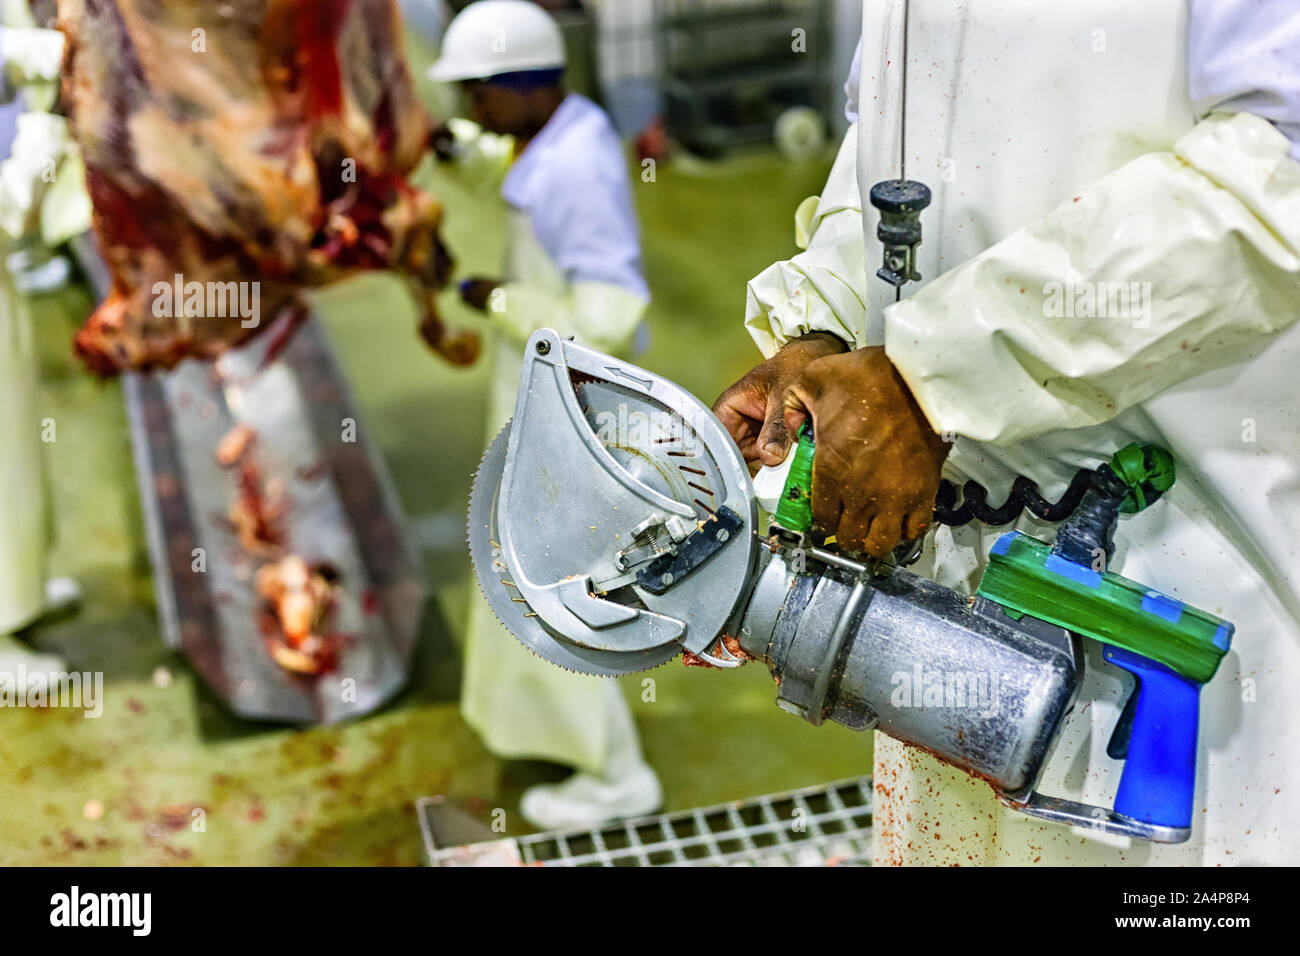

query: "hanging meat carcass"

left=57, top=0, right=479, bottom=375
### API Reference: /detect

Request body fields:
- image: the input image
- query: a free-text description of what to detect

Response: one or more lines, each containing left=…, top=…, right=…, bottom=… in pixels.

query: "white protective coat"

left=0, top=262, right=45, bottom=634
left=459, top=94, right=650, bottom=774
left=0, top=18, right=87, bottom=634
left=746, top=0, right=1300, bottom=864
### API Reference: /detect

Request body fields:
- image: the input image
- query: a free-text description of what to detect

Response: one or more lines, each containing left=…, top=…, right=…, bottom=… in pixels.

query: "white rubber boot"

left=0, top=578, right=81, bottom=674
left=520, top=682, right=662, bottom=830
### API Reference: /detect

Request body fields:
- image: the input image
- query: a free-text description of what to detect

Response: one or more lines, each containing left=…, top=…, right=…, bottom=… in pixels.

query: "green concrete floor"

left=0, top=145, right=872, bottom=866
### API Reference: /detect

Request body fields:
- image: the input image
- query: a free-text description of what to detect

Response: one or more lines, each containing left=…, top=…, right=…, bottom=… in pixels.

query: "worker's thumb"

left=757, top=389, right=792, bottom=466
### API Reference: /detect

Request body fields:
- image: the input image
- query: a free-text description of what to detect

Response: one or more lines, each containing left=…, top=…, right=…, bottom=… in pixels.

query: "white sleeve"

left=438, top=119, right=515, bottom=195
left=0, top=28, right=64, bottom=88
left=883, top=6, right=1300, bottom=447
left=884, top=112, right=1300, bottom=446
left=493, top=279, right=647, bottom=355
left=743, top=124, right=866, bottom=358
left=0, top=112, right=75, bottom=241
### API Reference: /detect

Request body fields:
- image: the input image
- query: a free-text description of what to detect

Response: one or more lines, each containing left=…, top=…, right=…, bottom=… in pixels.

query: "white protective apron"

left=460, top=209, right=612, bottom=775
left=860, top=0, right=1300, bottom=864
left=0, top=260, right=47, bottom=634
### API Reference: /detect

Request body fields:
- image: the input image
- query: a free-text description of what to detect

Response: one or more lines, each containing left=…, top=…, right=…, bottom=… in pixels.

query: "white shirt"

left=1190, top=0, right=1300, bottom=158
left=501, top=93, right=649, bottom=301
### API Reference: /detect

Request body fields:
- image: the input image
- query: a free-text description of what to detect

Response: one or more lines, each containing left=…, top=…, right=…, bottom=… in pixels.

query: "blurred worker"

left=429, top=0, right=659, bottom=829
left=716, top=0, right=1300, bottom=865
left=0, top=13, right=89, bottom=669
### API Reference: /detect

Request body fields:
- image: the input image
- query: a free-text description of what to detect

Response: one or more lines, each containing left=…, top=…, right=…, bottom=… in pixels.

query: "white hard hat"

left=429, top=1, right=566, bottom=83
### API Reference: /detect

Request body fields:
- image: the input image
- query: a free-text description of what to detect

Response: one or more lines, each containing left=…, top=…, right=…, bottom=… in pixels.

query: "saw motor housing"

left=738, top=543, right=1081, bottom=795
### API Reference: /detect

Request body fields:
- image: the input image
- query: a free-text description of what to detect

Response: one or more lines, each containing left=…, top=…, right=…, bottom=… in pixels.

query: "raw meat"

left=57, top=0, right=479, bottom=375
left=256, top=555, right=342, bottom=676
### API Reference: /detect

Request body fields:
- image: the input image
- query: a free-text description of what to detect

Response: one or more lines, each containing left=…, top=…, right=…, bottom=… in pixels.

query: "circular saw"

left=466, top=330, right=1239, bottom=845
left=468, top=329, right=759, bottom=676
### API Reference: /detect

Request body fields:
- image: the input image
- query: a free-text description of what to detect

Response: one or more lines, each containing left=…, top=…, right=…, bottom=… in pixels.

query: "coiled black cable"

left=934, top=467, right=1099, bottom=527
left=934, top=442, right=1174, bottom=530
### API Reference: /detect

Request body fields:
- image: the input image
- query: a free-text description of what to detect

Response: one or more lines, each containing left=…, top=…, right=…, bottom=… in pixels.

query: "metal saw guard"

left=481, top=329, right=758, bottom=674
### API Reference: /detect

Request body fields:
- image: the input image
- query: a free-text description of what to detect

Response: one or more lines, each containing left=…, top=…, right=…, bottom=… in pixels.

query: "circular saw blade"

left=468, top=421, right=684, bottom=677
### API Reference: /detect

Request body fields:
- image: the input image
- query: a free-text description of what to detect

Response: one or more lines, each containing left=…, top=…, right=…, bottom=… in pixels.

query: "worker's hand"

left=429, top=122, right=457, bottom=162
left=781, top=347, right=951, bottom=557
left=459, top=277, right=501, bottom=312
left=712, top=332, right=848, bottom=472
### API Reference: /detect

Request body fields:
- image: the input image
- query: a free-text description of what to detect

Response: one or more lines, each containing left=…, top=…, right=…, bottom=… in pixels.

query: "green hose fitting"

left=1108, top=443, right=1176, bottom=514
left=773, top=423, right=816, bottom=534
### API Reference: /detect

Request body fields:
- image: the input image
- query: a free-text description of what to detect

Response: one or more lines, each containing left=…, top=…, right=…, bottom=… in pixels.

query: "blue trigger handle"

left=1103, top=645, right=1200, bottom=830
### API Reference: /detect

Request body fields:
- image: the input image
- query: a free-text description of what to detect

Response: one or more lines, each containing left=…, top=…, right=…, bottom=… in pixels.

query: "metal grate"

left=421, top=776, right=873, bottom=867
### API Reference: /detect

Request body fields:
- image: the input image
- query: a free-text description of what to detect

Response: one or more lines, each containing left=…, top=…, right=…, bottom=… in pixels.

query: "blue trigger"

left=1102, top=645, right=1201, bottom=831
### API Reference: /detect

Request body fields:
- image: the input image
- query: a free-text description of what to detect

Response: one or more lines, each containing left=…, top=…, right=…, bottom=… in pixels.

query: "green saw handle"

left=773, top=423, right=816, bottom=534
